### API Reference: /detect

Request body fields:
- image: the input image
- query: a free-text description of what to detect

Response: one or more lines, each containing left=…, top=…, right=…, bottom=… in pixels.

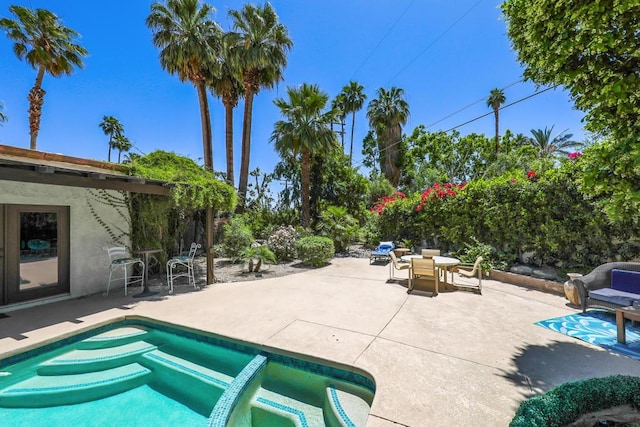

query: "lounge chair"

left=389, top=251, right=410, bottom=280
left=409, top=257, right=439, bottom=296
left=453, top=256, right=483, bottom=294
left=370, top=241, right=395, bottom=264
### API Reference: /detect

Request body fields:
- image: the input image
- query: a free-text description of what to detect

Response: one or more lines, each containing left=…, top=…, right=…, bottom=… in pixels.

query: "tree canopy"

left=129, top=150, right=236, bottom=212
left=502, top=0, right=640, bottom=220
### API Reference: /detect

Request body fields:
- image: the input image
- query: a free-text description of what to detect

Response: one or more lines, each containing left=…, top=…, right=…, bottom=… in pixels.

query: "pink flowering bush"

left=568, top=152, right=582, bottom=160
left=266, top=225, right=299, bottom=261
left=370, top=191, right=406, bottom=215
left=416, top=182, right=466, bottom=212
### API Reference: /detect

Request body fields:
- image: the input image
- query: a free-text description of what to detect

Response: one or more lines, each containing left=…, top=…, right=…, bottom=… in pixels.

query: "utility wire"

left=442, top=84, right=559, bottom=132
left=351, top=84, right=560, bottom=170
left=384, top=0, right=484, bottom=86
left=351, top=0, right=417, bottom=80
left=426, top=80, right=522, bottom=129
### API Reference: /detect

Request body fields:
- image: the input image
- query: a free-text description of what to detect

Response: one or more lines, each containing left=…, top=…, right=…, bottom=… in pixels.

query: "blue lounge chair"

left=370, top=241, right=395, bottom=264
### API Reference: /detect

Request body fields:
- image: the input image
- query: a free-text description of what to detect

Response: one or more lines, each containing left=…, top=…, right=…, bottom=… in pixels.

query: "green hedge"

left=510, top=375, right=640, bottom=426
left=295, top=236, right=335, bottom=267
left=379, top=166, right=640, bottom=270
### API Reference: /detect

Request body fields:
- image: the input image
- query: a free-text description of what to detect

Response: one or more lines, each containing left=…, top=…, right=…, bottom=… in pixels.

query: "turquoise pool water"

left=0, top=318, right=375, bottom=426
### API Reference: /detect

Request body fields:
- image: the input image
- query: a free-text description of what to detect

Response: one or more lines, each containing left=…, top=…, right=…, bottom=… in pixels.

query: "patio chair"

left=166, top=242, right=201, bottom=294
left=452, top=256, right=483, bottom=294
left=421, top=248, right=441, bottom=258
left=104, top=246, right=144, bottom=296
left=409, top=257, right=439, bottom=296
left=389, top=251, right=410, bottom=281
left=370, top=241, right=395, bottom=264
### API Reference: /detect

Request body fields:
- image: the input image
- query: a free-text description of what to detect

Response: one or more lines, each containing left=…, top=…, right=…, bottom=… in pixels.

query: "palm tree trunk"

left=28, top=67, right=47, bottom=150
left=118, top=150, right=122, bottom=163
left=494, top=108, right=500, bottom=154
left=349, top=111, right=356, bottom=166
left=195, top=80, right=215, bottom=285
left=387, top=124, right=402, bottom=187
left=223, top=97, right=235, bottom=187
left=237, top=88, right=255, bottom=213
left=108, top=134, right=113, bottom=162
left=196, top=81, right=213, bottom=171
left=301, top=150, right=311, bottom=227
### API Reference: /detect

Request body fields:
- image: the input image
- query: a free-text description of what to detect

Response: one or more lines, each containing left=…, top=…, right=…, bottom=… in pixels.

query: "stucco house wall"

left=1, top=181, right=131, bottom=297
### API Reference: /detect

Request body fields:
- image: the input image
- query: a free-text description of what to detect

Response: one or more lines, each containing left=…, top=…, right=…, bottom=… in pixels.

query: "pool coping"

left=0, top=314, right=377, bottom=395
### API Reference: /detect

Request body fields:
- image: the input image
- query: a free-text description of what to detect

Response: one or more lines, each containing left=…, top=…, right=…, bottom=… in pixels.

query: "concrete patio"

left=2, top=257, right=640, bottom=426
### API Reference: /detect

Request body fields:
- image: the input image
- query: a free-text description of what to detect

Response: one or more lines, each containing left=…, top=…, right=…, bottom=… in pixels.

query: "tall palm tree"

left=99, top=116, right=124, bottom=162
left=0, top=102, right=7, bottom=126
left=366, top=87, right=409, bottom=187
left=271, top=83, right=337, bottom=227
left=113, top=134, right=132, bottom=163
left=527, top=126, right=583, bottom=158
left=146, top=0, right=222, bottom=172
left=229, top=2, right=292, bottom=212
left=487, top=88, right=506, bottom=154
left=342, top=81, right=367, bottom=165
left=208, top=32, right=245, bottom=187
left=331, top=93, right=347, bottom=149
left=0, top=6, right=87, bottom=150
left=147, top=0, right=223, bottom=286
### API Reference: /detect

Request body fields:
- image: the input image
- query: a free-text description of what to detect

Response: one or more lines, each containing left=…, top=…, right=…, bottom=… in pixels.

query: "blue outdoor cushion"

left=611, top=269, right=640, bottom=294
left=589, top=287, right=640, bottom=307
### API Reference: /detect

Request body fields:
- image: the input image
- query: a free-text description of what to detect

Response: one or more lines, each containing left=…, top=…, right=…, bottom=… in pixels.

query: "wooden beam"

left=0, top=167, right=171, bottom=196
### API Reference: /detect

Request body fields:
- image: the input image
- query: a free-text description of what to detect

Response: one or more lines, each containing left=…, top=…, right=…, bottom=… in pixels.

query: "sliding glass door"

left=2, top=205, right=69, bottom=305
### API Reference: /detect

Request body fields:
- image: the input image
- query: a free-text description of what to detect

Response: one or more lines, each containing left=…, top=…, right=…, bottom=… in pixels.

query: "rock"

left=520, top=251, right=536, bottom=264
left=532, top=267, right=558, bottom=281
left=510, top=265, right=534, bottom=276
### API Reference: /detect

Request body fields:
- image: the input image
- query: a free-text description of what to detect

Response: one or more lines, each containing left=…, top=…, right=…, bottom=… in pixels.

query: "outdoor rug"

left=536, top=310, right=640, bottom=360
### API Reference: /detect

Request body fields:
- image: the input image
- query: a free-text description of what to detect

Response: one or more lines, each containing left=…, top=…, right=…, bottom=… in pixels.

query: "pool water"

left=0, top=319, right=375, bottom=426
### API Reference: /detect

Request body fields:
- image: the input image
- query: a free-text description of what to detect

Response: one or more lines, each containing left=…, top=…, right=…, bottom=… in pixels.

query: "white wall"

left=0, top=181, right=131, bottom=297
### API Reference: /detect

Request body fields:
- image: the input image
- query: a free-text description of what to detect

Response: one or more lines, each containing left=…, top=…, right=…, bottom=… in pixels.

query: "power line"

left=442, top=84, right=559, bottom=132
left=351, top=0, right=417, bottom=80
left=426, top=80, right=522, bottom=129
left=351, top=84, right=560, bottom=170
left=385, top=0, right=484, bottom=86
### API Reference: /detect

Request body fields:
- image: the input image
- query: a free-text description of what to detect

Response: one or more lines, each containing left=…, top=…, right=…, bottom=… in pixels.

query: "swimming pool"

left=0, top=317, right=375, bottom=426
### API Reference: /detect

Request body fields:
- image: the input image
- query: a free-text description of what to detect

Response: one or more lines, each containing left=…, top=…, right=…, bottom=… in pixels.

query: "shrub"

left=295, top=236, right=334, bottom=267
left=241, top=245, right=277, bottom=272
left=222, top=216, right=253, bottom=261
left=316, top=205, right=360, bottom=253
left=266, top=225, right=299, bottom=261
left=510, top=375, right=640, bottom=427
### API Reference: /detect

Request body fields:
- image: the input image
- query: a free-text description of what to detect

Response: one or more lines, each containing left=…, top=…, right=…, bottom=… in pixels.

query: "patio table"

left=132, top=248, right=162, bottom=298
left=401, top=255, right=460, bottom=285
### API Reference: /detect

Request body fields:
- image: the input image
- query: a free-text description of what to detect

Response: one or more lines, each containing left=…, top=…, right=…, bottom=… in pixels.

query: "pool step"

left=252, top=388, right=326, bottom=427
left=141, top=349, right=233, bottom=415
left=77, top=327, right=149, bottom=349
left=0, top=363, right=151, bottom=408
left=324, top=384, right=371, bottom=427
left=38, top=340, right=157, bottom=375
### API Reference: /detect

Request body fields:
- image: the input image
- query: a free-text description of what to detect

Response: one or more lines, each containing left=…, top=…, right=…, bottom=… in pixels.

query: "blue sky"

left=0, top=0, right=586, bottom=181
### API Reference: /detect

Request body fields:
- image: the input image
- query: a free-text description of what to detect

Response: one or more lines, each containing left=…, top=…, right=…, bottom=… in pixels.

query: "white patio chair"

left=166, top=243, right=201, bottom=294
left=104, top=246, right=144, bottom=296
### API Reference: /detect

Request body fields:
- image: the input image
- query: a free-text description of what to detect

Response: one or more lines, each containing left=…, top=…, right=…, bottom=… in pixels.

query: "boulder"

left=510, top=265, right=534, bottom=276
left=532, top=267, right=558, bottom=281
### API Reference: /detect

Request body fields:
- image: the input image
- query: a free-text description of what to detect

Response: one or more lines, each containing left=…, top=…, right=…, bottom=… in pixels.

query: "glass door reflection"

left=19, top=212, right=59, bottom=290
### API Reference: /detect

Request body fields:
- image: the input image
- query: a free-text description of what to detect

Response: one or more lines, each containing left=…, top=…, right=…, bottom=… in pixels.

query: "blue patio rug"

left=536, top=310, right=640, bottom=360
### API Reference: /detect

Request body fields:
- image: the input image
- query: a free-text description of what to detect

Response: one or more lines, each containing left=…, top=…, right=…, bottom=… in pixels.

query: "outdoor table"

left=616, top=305, right=640, bottom=344
left=132, top=249, right=162, bottom=298
left=400, top=255, right=460, bottom=284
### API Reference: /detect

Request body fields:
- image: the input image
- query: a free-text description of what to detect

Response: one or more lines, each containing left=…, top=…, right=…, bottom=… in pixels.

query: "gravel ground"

left=145, top=244, right=372, bottom=288
left=211, top=244, right=371, bottom=284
